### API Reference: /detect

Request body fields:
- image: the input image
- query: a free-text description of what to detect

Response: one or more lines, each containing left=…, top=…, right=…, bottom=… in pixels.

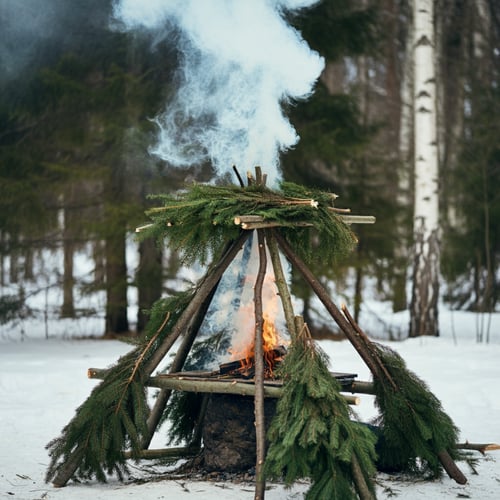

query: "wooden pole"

left=455, top=442, right=500, bottom=454
left=254, top=229, right=267, bottom=500
left=141, top=279, right=220, bottom=449
left=87, top=370, right=361, bottom=405
left=142, top=231, right=250, bottom=378
left=265, top=229, right=297, bottom=340
left=234, top=214, right=376, bottom=230
left=351, top=454, right=375, bottom=500
left=52, top=446, right=85, bottom=488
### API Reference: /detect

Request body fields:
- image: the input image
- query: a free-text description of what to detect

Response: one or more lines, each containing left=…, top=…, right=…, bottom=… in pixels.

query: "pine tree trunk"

left=61, top=198, right=75, bottom=318
left=136, top=238, right=163, bottom=332
left=410, top=0, right=440, bottom=337
left=394, top=0, right=414, bottom=313
left=61, top=236, right=75, bottom=318
left=105, top=226, right=129, bottom=335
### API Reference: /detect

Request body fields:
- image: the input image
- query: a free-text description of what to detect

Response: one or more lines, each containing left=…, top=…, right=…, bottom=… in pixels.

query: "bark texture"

left=410, top=0, right=440, bottom=337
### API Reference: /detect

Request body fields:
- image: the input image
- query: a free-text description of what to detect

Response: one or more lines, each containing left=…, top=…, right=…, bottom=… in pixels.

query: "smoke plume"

left=112, top=0, right=324, bottom=184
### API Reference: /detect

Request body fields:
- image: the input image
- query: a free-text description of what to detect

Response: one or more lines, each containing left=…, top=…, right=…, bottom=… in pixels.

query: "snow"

left=1, top=310, right=499, bottom=499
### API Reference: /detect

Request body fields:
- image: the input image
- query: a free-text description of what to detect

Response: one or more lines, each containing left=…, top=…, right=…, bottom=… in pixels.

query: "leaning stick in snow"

left=265, top=229, right=298, bottom=340
left=254, top=229, right=267, bottom=500
left=351, top=453, right=376, bottom=500
left=340, top=304, right=398, bottom=391
left=51, top=445, right=86, bottom=488
left=273, top=230, right=467, bottom=485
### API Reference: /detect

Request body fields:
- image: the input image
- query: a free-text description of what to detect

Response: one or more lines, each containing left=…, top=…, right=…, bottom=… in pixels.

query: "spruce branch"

left=341, top=305, right=467, bottom=484
left=139, top=180, right=357, bottom=267
left=45, top=289, right=205, bottom=486
left=265, top=322, right=377, bottom=499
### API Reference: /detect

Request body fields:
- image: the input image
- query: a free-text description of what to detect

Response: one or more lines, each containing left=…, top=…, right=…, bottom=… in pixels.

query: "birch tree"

left=409, top=0, right=440, bottom=336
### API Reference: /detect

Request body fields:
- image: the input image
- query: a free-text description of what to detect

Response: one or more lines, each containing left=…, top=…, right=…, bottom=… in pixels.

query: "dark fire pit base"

left=202, top=393, right=277, bottom=472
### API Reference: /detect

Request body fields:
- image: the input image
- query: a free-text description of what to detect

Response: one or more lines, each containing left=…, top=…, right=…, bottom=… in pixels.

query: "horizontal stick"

left=242, top=221, right=312, bottom=230
left=329, top=207, right=351, bottom=214
left=233, top=214, right=376, bottom=230
left=135, top=223, right=154, bottom=233
left=344, top=380, right=375, bottom=394
left=123, top=446, right=200, bottom=460
left=136, top=213, right=376, bottom=233
left=234, top=215, right=267, bottom=224
left=338, top=215, right=376, bottom=225
left=456, top=442, right=500, bottom=454
left=88, top=369, right=361, bottom=405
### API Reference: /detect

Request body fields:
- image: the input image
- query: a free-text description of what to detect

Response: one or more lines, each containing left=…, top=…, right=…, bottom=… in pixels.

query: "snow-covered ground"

left=1, top=307, right=499, bottom=499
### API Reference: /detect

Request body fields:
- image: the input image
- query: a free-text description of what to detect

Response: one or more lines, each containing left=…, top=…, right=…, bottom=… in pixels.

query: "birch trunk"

left=410, top=0, right=440, bottom=337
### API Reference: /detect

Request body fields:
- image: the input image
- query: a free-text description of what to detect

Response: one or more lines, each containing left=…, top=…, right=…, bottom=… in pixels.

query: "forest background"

left=0, top=0, right=499, bottom=341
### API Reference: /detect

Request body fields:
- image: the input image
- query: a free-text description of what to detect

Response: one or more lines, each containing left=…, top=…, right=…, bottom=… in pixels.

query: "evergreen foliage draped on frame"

left=45, top=290, right=196, bottom=483
left=45, top=178, right=358, bottom=484
left=140, top=180, right=357, bottom=267
left=371, top=344, right=462, bottom=477
left=265, top=326, right=377, bottom=500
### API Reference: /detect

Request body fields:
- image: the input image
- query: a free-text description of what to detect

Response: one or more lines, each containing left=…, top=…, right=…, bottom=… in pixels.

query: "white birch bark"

left=409, top=0, right=440, bottom=336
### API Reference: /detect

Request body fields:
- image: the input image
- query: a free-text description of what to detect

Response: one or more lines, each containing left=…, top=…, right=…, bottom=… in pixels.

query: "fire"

left=228, top=312, right=286, bottom=378
left=262, top=314, right=280, bottom=369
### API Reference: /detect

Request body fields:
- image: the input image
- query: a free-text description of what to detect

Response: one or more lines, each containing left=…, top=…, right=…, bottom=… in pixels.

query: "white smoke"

left=112, top=0, right=324, bottom=185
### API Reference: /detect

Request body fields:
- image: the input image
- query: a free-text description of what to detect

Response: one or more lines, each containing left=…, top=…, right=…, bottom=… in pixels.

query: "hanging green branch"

left=139, top=180, right=357, bottom=267
left=372, top=344, right=463, bottom=477
left=339, top=305, right=467, bottom=483
left=45, top=290, right=196, bottom=485
left=265, top=324, right=377, bottom=500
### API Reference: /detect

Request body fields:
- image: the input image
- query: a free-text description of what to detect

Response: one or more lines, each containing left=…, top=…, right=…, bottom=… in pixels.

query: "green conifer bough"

left=265, top=326, right=377, bottom=499
left=372, top=344, right=462, bottom=477
left=140, top=181, right=357, bottom=267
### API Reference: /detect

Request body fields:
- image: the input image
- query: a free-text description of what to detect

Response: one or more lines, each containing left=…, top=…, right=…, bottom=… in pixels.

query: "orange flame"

left=229, top=312, right=284, bottom=377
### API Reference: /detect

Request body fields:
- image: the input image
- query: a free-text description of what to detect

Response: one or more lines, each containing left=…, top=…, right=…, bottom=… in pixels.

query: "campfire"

left=50, top=169, right=477, bottom=497
left=222, top=314, right=287, bottom=379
